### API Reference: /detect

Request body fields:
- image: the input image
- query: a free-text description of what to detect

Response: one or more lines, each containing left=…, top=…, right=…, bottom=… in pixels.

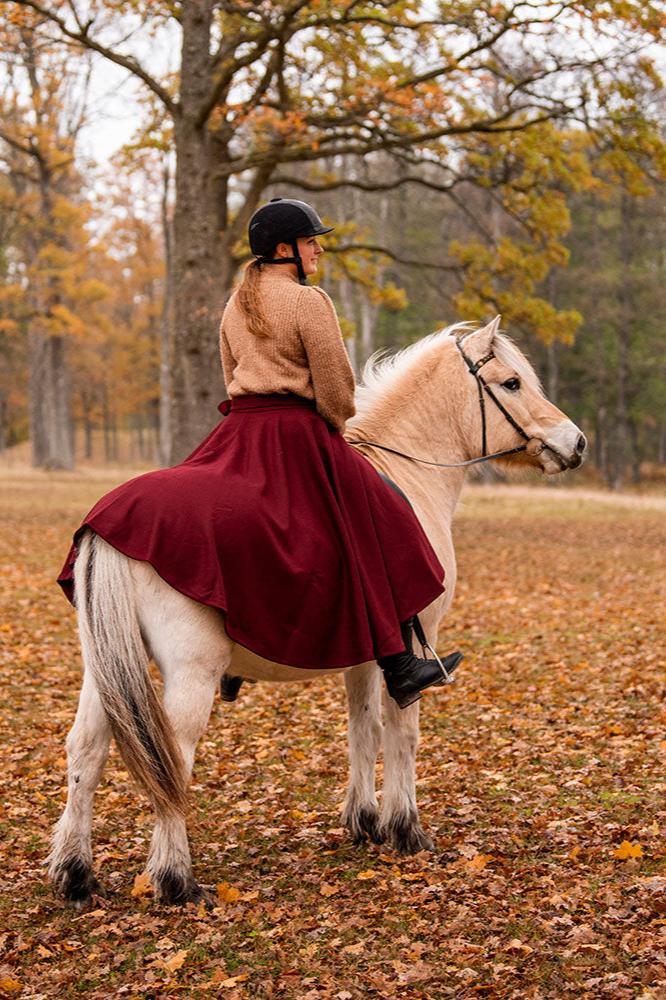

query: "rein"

left=346, top=339, right=530, bottom=470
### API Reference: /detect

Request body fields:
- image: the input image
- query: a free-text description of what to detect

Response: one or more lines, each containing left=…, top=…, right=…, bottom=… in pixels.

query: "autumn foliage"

left=1, top=475, right=664, bottom=998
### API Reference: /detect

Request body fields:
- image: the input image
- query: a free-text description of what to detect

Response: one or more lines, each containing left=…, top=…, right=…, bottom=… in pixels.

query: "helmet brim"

left=295, top=224, right=334, bottom=238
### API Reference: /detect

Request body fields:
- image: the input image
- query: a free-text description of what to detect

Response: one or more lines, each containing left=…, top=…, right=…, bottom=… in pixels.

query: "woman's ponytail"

left=236, top=260, right=272, bottom=338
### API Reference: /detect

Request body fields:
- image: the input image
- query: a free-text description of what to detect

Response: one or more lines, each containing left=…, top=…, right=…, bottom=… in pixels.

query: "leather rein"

left=346, top=339, right=531, bottom=470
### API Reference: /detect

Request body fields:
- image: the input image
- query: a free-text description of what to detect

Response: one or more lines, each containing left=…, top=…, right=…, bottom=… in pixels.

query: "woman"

left=57, top=197, right=461, bottom=709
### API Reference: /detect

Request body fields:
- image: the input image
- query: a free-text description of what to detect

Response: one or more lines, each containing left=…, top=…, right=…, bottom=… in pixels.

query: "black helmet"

left=248, top=197, right=333, bottom=284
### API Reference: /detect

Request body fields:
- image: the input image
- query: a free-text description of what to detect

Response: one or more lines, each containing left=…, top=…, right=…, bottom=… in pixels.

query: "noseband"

left=346, top=339, right=530, bottom=470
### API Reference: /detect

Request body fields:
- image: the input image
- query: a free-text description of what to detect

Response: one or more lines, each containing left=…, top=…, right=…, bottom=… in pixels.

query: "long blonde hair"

left=236, top=260, right=272, bottom=338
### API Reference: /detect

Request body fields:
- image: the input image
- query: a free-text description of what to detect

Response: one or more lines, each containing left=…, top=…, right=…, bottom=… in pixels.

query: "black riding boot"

left=220, top=674, right=244, bottom=702
left=378, top=617, right=463, bottom=710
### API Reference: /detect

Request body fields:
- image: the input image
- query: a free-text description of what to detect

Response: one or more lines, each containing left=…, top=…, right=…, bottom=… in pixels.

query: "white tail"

left=74, top=532, right=188, bottom=816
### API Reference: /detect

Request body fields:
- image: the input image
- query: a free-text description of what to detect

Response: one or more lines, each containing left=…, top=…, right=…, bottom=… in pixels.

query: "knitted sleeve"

left=219, top=311, right=236, bottom=389
left=297, top=285, right=356, bottom=431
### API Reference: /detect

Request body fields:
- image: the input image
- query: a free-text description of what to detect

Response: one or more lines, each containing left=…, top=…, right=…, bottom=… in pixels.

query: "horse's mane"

left=354, top=322, right=542, bottom=418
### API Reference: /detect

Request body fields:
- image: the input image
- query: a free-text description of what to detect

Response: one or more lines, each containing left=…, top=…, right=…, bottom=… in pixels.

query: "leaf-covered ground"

left=1, top=471, right=665, bottom=1000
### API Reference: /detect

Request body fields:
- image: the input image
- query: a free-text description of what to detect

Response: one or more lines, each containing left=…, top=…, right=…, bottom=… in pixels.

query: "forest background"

left=1, top=1, right=665, bottom=489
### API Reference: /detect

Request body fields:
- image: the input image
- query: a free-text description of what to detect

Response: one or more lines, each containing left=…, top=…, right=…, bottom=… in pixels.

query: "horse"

left=48, top=316, right=587, bottom=908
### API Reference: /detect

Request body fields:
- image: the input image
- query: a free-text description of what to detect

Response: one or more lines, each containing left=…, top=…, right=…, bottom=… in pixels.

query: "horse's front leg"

left=47, top=670, right=111, bottom=908
left=341, top=662, right=384, bottom=845
left=380, top=689, right=433, bottom=854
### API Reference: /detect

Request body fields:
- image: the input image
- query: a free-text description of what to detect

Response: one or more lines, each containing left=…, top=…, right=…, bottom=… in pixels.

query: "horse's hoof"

left=53, top=857, right=106, bottom=909
left=154, top=869, right=214, bottom=908
left=381, top=811, right=434, bottom=855
left=343, top=804, right=385, bottom=845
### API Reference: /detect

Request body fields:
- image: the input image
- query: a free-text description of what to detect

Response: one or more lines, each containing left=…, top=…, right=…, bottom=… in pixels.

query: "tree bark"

left=610, top=192, right=633, bottom=490
left=159, top=162, right=174, bottom=467
left=170, top=0, right=226, bottom=463
left=29, top=331, right=74, bottom=469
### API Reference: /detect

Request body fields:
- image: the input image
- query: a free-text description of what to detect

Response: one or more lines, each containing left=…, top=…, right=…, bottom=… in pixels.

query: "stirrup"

left=412, top=614, right=456, bottom=685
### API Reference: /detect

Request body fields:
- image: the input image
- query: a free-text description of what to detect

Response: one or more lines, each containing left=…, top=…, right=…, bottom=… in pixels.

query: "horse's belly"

left=229, top=645, right=366, bottom=682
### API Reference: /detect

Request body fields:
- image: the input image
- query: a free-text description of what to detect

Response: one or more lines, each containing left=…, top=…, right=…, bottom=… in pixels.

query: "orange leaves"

left=465, top=853, right=494, bottom=873
left=0, top=979, right=23, bottom=997
left=2, top=480, right=666, bottom=999
left=216, top=882, right=241, bottom=904
left=130, top=872, right=152, bottom=898
left=613, top=840, right=643, bottom=860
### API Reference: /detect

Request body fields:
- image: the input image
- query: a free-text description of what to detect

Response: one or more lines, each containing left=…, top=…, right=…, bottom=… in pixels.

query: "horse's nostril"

left=576, top=434, right=587, bottom=455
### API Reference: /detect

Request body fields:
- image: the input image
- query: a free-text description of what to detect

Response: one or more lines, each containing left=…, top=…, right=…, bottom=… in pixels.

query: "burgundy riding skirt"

left=57, top=393, right=445, bottom=668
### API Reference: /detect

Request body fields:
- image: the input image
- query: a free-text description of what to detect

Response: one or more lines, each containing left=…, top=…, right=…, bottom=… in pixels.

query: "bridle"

left=346, top=338, right=532, bottom=470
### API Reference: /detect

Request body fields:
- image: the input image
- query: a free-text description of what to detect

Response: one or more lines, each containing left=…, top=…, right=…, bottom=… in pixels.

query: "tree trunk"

left=102, top=390, right=112, bottom=463
left=159, top=162, right=174, bottom=467
left=0, top=392, right=6, bottom=452
left=170, top=0, right=226, bottom=463
left=611, top=192, right=633, bottom=490
left=82, top=393, right=93, bottom=460
left=546, top=340, right=559, bottom=405
left=29, top=331, right=74, bottom=470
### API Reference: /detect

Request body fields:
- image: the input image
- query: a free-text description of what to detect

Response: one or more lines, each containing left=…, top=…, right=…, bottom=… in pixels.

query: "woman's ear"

left=275, top=241, right=292, bottom=259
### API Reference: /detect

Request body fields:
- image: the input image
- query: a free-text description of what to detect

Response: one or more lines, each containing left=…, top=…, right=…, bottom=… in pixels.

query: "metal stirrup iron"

left=412, top=614, right=455, bottom=684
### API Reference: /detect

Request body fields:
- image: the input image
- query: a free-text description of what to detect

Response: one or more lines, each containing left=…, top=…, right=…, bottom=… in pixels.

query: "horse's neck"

left=347, top=353, right=469, bottom=533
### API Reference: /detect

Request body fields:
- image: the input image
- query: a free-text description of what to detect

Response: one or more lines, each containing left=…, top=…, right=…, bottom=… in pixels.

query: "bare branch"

left=269, top=172, right=466, bottom=195
left=333, top=242, right=461, bottom=272
left=219, top=106, right=571, bottom=178
left=5, top=0, right=177, bottom=114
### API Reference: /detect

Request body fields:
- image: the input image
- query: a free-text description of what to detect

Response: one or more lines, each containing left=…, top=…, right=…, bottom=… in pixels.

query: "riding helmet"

left=249, top=197, right=333, bottom=257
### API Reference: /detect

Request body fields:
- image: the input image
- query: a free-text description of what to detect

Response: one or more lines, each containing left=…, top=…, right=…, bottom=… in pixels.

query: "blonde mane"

left=354, top=322, right=542, bottom=419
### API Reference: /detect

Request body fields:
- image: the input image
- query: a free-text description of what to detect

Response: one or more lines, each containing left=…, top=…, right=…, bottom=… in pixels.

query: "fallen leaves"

left=216, top=881, right=241, bottom=904
left=130, top=872, right=152, bottom=898
left=162, top=948, right=188, bottom=973
left=319, top=882, right=341, bottom=897
left=465, top=853, right=494, bottom=872
left=613, top=840, right=643, bottom=860
left=0, top=979, right=23, bottom=997
left=2, top=478, right=665, bottom=999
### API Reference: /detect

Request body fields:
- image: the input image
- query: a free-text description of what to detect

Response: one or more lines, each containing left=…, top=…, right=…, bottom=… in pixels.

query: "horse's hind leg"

left=380, top=689, right=433, bottom=854
left=48, top=670, right=111, bottom=908
left=342, top=662, right=384, bottom=844
left=135, top=566, right=232, bottom=905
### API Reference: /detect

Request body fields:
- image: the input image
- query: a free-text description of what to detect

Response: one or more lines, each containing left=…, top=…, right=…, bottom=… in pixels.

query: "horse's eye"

left=502, top=377, right=521, bottom=392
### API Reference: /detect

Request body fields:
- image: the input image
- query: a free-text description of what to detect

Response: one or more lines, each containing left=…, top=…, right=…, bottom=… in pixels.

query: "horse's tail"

left=74, top=530, right=188, bottom=816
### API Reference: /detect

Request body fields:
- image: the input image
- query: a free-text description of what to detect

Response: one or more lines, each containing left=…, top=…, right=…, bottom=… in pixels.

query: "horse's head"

left=454, top=317, right=587, bottom=474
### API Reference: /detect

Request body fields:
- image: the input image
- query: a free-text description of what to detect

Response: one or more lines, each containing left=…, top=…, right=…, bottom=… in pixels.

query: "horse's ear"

left=460, top=315, right=501, bottom=356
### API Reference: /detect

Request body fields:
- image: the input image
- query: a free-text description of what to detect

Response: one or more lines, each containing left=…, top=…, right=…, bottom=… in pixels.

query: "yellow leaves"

left=216, top=881, right=241, bottom=904
left=130, top=872, right=152, bottom=898
left=0, top=979, right=23, bottom=996
left=203, top=967, right=250, bottom=989
left=162, top=949, right=188, bottom=973
left=356, top=869, right=379, bottom=880
left=614, top=840, right=643, bottom=860
left=218, top=973, right=249, bottom=988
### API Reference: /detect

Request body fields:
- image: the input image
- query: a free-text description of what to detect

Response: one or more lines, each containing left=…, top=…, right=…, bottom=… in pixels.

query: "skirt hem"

left=58, top=527, right=444, bottom=670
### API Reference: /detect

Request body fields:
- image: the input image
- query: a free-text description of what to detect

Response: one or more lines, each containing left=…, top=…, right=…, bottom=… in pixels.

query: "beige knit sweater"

left=219, top=267, right=356, bottom=432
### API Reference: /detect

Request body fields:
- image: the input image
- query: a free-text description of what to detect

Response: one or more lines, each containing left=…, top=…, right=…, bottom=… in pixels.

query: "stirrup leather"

left=412, top=614, right=456, bottom=685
